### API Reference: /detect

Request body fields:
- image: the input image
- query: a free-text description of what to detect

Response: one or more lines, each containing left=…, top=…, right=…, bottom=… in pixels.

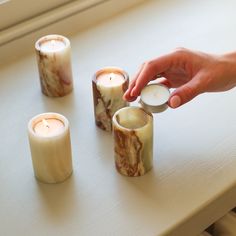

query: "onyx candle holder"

left=92, top=67, right=129, bottom=132
left=28, top=112, right=73, bottom=184
left=35, top=34, right=73, bottom=97
left=112, top=106, right=153, bottom=177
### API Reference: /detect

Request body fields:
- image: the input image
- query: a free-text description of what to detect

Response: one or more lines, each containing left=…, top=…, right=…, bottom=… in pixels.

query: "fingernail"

left=170, top=95, right=181, bottom=108
left=130, top=90, right=135, bottom=97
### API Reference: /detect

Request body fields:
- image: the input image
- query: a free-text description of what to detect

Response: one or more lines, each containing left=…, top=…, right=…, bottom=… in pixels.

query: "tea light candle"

left=40, top=40, right=65, bottom=53
left=28, top=113, right=73, bottom=184
left=35, top=34, right=73, bottom=97
left=92, top=67, right=129, bottom=132
left=112, top=107, right=153, bottom=177
left=33, top=118, right=65, bottom=136
left=140, top=84, right=170, bottom=113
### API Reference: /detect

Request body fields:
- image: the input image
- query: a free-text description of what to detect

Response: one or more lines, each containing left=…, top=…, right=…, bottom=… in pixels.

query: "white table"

left=0, top=0, right=236, bottom=235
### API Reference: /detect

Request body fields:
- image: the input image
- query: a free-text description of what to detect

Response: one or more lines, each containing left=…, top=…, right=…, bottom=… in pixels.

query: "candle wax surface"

left=34, top=118, right=65, bottom=137
left=97, top=72, right=125, bottom=87
left=141, top=84, right=170, bottom=106
left=40, top=39, right=66, bottom=53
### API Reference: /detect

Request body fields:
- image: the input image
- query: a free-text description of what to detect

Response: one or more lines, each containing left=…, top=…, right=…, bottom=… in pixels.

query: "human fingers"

left=131, top=54, right=175, bottom=97
left=123, top=80, right=137, bottom=102
left=124, top=74, right=167, bottom=102
left=157, top=77, right=173, bottom=88
left=168, top=74, right=203, bottom=108
left=123, top=64, right=144, bottom=101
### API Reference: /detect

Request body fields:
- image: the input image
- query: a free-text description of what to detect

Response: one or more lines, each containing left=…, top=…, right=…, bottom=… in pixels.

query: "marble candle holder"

left=92, top=67, right=129, bottom=132
left=28, top=113, right=73, bottom=184
left=35, top=34, right=73, bottom=97
left=112, top=106, right=153, bottom=177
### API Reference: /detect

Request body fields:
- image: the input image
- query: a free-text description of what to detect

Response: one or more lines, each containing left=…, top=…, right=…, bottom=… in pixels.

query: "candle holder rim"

left=112, top=106, right=153, bottom=131
left=35, top=34, right=70, bottom=51
left=92, top=66, right=129, bottom=83
left=28, top=112, right=69, bottom=138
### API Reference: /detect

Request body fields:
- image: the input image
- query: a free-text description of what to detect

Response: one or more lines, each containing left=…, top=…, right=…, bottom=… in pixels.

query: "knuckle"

left=144, top=60, right=156, bottom=70
left=174, top=47, right=189, bottom=56
left=183, top=84, right=198, bottom=99
left=175, top=47, right=187, bottom=52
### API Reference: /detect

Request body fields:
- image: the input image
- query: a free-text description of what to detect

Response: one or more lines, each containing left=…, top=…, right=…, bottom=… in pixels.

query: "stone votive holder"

left=35, top=34, right=73, bottom=97
left=112, top=106, right=153, bottom=177
left=28, top=112, right=73, bottom=184
left=92, top=67, right=129, bottom=132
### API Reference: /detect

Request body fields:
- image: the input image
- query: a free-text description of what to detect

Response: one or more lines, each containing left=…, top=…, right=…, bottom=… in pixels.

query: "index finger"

left=131, top=54, right=175, bottom=97
left=123, top=63, right=144, bottom=101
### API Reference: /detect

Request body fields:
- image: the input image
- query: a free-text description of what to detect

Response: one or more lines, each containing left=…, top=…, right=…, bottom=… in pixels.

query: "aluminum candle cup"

left=112, top=107, right=153, bottom=177
left=35, top=34, right=73, bottom=97
left=92, top=67, right=129, bottom=132
left=28, top=113, right=73, bottom=184
left=140, top=84, right=170, bottom=113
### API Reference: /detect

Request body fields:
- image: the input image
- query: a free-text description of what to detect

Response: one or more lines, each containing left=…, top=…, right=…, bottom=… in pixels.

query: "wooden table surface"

left=0, top=0, right=236, bottom=235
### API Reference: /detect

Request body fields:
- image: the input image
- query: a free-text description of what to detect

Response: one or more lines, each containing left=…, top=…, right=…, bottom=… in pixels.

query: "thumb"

left=169, top=78, right=203, bottom=108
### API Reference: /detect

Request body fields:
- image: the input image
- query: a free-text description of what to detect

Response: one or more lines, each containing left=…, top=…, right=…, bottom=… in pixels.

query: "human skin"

left=124, top=48, right=236, bottom=108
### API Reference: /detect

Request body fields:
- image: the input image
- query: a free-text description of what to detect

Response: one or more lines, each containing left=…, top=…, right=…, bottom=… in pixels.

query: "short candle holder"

left=35, top=34, right=73, bottom=97
left=112, top=106, right=153, bottom=177
left=28, top=112, right=73, bottom=184
left=92, top=67, right=129, bottom=132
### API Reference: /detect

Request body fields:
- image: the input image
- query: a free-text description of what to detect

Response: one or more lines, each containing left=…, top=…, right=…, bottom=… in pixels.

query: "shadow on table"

left=35, top=174, right=78, bottom=223
left=39, top=91, right=77, bottom=115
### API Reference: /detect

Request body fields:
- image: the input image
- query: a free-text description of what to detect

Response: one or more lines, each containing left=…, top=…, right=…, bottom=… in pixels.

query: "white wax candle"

left=97, top=72, right=125, bottom=87
left=28, top=113, right=73, bottom=184
left=140, top=84, right=170, bottom=113
left=141, top=84, right=170, bottom=106
left=34, top=118, right=65, bottom=137
left=35, top=34, right=73, bottom=97
left=39, top=39, right=66, bottom=53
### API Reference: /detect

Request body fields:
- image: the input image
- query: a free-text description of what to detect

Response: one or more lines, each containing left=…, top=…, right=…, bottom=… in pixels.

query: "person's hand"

left=124, top=48, right=236, bottom=108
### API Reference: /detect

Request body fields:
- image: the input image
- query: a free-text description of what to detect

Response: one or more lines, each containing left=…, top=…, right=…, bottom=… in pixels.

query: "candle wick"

left=110, top=77, right=112, bottom=81
left=42, top=119, right=50, bottom=129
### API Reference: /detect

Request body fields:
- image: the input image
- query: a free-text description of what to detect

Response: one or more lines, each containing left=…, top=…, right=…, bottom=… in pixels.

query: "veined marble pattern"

left=35, top=35, right=73, bottom=97
left=92, top=68, right=129, bottom=132
left=112, top=107, right=153, bottom=177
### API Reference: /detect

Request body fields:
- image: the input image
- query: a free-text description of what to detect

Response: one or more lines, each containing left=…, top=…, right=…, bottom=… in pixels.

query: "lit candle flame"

left=42, top=119, right=50, bottom=129
left=51, top=40, right=55, bottom=44
left=109, top=73, right=115, bottom=81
